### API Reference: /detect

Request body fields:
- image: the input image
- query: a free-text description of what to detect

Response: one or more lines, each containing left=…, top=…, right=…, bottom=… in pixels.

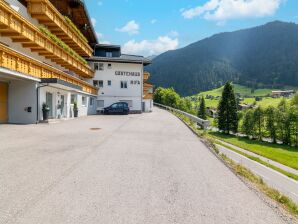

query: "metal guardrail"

left=154, top=103, right=210, bottom=129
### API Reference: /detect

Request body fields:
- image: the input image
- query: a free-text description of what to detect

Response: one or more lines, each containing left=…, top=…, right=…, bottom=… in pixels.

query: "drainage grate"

left=90, top=128, right=101, bottom=131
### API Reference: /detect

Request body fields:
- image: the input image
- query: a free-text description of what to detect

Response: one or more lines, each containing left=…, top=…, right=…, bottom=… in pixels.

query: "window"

left=82, top=96, right=87, bottom=106
left=111, top=104, right=118, bottom=109
left=93, top=80, right=104, bottom=88
left=107, top=63, right=112, bottom=69
left=120, top=100, right=133, bottom=108
left=90, top=97, right=94, bottom=106
left=106, top=52, right=112, bottom=57
left=94, top=62, right=104, bottom=71
left=71, top=94, right=77, bottom=104
left=108, top=80, right=112, bottom=86
left=121, top=81, right=128, bottom=89
left=94, top=63, right=99, bottom=70
left=97, top=100, right=104, bottom=108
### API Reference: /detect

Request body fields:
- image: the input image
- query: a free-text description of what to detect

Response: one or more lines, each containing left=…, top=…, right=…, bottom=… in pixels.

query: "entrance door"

left=46, top=92, right=53, bottom=118
left=60, top=95, right=65, bottom=118
left=0, top=82, right=8, bottom=123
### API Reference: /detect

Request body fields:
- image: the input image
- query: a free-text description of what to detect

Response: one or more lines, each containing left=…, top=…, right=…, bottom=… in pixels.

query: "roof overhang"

left=88, top=57, right=152, bottom=66
left=0, top=67, right=40, bottom=82
left=40, top=78, right=97, bottom=97
left=41, top=78, right=82, bottom=91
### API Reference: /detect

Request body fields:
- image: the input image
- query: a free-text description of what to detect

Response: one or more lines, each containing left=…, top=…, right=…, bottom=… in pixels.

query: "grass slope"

left=190, top=84, right=292, bottom=109
left=209, top=132, right=298, bottom=170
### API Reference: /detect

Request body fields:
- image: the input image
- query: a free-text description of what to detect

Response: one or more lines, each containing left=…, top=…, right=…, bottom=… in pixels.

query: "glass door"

left=46, top=92, right=53, bottom=118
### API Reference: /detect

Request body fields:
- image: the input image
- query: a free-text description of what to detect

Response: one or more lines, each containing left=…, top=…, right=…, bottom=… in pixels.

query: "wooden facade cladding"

left=26, top=0, right=93, bottom=57
left=143, top=72, right=153, bottom=100
left=144, top=71, right=150, bottom=82
left=0, top=43, right=98, bottom=95
left=0, top=1, right=94, bottom=78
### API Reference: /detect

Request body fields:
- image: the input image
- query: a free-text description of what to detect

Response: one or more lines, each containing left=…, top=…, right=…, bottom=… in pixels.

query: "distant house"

left=271, top=90, right=295, bottom=98
left=238, top=103, right=253, bottom=110
left=206, top=107, right=218, bottom=118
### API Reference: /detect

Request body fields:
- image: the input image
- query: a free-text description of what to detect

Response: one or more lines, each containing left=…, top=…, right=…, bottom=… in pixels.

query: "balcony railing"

left=26, top=0, right=93, bottom=57
left=0, top=43, right=98, bottom=95
left=0, top=1, right=94, bottom=78
left=143, top=83, right=153, bottom=100
left=144, top=71, right=150, bottom=81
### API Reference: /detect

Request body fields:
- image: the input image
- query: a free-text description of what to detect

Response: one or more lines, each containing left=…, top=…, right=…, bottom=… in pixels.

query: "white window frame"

left=94, top=62, right=104, bottom=71
left=93, top=80, right=104, bottom=88
left=82, top=96, right=87, bottom=107
left=97, top=100, right=104, bottom=108
left=71, top=94, right=77, bottom=105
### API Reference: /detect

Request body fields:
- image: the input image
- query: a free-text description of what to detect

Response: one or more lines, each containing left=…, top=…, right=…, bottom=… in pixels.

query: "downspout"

left=36, top=84, right=48, bottom=124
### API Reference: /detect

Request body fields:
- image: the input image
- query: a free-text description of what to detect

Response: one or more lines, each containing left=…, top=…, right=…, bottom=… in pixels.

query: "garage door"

left=0, top=82, right=8, bottom=123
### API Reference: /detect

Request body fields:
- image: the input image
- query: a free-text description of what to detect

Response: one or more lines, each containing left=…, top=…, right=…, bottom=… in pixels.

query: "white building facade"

left=0, top=0, right=98, bottom=124
left=88, top=45, right=152, bottom=113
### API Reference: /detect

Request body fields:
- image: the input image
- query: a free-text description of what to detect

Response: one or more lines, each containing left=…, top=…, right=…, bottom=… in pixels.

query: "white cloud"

left=91, top=17, right=97, bottom=27
left=182, top=0, right=283, bottom=22
left=116, top=20, right=140, bottom=35
left=150, top=19, right=157, bottom=24
left=122, top=36, right=179, bottom=56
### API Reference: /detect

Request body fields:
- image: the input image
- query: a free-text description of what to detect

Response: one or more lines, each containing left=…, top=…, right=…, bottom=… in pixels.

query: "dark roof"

left=88, top=54, right=152, bottom=65
left=49, top=0, right=98, bottom=47
left=95, top=44, right=121, bottom=49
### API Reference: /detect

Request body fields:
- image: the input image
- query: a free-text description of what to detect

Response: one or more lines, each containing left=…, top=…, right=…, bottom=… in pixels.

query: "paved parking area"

left=0, top=108, right=289, bottom=224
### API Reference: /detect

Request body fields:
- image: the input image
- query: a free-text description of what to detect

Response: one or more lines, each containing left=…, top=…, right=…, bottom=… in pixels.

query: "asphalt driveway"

left=0, top=108, right=289, bottom=224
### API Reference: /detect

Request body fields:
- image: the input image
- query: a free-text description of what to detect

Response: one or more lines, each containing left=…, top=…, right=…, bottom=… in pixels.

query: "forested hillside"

left=147, top=21, right=298, bottom=96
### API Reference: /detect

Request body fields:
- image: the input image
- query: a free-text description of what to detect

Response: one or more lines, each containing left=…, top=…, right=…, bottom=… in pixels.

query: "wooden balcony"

left=143, top=83, right=153, bottom=100
left=0, top=1, right=94, bottom=78
left=0, top=43, right=98, bottom=95
left=26, top=0, right=93, bottom=57
left=144, top=71, right=150, bottom=82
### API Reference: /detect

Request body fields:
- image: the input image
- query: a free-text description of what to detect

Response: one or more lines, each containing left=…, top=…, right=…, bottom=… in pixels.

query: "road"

left=0, top=108, right=291, bottom=224
left=216, top=144, right=298, bottom=204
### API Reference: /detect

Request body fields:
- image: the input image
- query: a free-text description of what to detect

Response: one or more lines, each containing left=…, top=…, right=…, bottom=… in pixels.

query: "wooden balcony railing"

left=0, top=1, right=94, bottom=78
left=0, top=43, right=98, bottom=95
left=143, top=83, right=153, bottom=100
left=26, top=0, right=93, bottom=57
left=144, top=71, right=150, bottom=82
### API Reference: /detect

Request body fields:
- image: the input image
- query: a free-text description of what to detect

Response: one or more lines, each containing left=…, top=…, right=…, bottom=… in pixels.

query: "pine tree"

left=198, top=97, right=207, bottom=119
left=217, top=82, right=238, bottom=134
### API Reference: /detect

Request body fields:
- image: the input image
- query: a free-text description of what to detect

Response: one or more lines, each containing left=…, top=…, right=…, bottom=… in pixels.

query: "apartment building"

left=88, top=44, right=153, bottom=113
left=0, top=0, right=98, bottom=124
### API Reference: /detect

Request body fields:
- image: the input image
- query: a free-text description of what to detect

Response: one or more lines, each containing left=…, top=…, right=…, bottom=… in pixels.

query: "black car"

left=103, top=102, right=130, bottom=115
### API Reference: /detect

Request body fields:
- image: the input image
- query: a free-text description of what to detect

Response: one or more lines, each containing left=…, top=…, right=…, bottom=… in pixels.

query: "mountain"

left=147, top=21, right=298, bottom=96
left=147, top=55, right=157, bottom=60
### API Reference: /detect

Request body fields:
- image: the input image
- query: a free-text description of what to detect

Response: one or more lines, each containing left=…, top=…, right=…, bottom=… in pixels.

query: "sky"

left=85, top=0, right=298, bottom=57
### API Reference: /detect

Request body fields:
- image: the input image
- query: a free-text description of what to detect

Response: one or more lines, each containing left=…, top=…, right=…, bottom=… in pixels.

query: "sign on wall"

left=115, top=71, right=141, bottom=77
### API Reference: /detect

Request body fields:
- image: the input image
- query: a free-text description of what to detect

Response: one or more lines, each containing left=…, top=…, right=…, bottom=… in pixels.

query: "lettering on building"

left=115, top=71, right=141, bottom=77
